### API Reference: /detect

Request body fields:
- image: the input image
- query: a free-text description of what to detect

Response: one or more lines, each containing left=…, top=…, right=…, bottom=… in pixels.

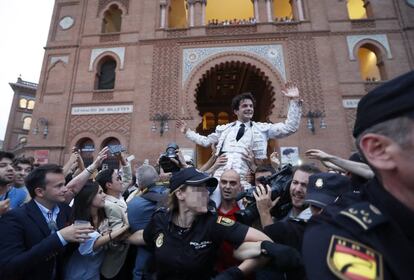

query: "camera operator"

left=255, top=164, right=321, bottom=228
left=236, top=173, right=351, bottom=280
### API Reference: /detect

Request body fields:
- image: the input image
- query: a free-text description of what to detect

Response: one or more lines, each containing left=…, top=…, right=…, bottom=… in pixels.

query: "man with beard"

left=0, top=152, right=27, bottom=214
left=177, top=84, right=302, bottom=207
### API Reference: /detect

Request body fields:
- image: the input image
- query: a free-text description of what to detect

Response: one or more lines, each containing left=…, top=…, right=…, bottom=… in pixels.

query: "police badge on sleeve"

left=327, top=235, right=383, bottom=280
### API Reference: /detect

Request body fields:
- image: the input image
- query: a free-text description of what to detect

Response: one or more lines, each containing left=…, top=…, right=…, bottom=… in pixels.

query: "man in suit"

left=0, top=147, right=109, bottom=280
left=177, top=83, right=302, bottom=206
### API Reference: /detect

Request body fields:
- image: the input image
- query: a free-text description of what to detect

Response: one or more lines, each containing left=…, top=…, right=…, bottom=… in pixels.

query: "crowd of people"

left=274, top=17, right=294, bottom=23
left=0, top=71, right=413, bottom=279
left=207, top=18, right=257, bottom=27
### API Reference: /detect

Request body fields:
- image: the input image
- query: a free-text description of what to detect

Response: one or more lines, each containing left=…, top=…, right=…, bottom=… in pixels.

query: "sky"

left=0, top=0, right=55, bottom=140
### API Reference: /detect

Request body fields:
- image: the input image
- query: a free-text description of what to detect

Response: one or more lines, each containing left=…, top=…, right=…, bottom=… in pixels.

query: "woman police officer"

left=128, top=167, right=271, bottom=279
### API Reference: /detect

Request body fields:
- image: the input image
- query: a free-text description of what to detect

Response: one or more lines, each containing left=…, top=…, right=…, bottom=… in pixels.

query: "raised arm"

left=177, top=119, right=220, bottom=147
left=65, top=147, right=109, bottom=202
left=268, top=83, right=303, bottom=139
left=305, top=149, right=374, bottom=179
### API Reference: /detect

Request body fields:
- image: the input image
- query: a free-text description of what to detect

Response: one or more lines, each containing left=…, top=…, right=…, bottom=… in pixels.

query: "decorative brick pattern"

left=206, top=25, right=257, bottom=36
left=100, top=33, right=120, bottom=42
left=364, top=81, right=383, bottom=93
left=351, top=19, right=376, bottom=29
left=286, top=37, right=324, bottom=117
left=150, top=42, right=180, bottom=119
left=92, top=91, right=114, bottom=101
left=182, top=44, right=286, bottom=86
left=345, top=109, right=357, bottom=149
left=166, top=29, right=188, bottom=38
left=98, top=0, right=129, bottom=16
left=272, top=22, right=299, bottom=32
left=68, top=114, right=131, bottom=140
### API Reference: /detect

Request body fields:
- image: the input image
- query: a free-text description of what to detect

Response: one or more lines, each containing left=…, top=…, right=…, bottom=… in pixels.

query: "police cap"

left=305, top=172, right=351, bottom=208
left=169, top=167, right=218, bottom=193
left=353, top=70, right=414, bottom=137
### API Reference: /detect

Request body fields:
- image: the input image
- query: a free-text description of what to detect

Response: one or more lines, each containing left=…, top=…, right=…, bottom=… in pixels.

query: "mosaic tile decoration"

left=182, top=44, right=286, bottom=86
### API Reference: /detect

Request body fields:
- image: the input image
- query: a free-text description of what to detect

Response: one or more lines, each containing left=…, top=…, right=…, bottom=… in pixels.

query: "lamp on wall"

left=33, top=117, right=49, bottom=138
left=306, top=110, right=327, bottom=134
left=151, top=113, right=170, bottom=136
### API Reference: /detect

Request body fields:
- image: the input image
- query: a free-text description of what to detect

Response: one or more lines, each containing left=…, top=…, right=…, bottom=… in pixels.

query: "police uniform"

left=303, top=179, right=414, bottom=279
left=143, top=209, right=248, bottom=280
left=302, top=71, right=414, bottom=280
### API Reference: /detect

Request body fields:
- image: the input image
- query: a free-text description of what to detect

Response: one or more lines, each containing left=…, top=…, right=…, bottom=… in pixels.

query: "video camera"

left=235, top=164, right=294, bottom=226
left=159, top=143, right=181, bottom=173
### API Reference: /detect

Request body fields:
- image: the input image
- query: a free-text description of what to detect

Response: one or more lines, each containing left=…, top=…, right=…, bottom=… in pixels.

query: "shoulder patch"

left=327, top=235, right=383, bottom=280
left=339, top=202, right=386, bottom=231
left=216, top=216, right=235, bottom=226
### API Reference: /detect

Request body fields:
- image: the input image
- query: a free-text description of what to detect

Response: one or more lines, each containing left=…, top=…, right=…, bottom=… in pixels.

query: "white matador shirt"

left=185, top=99, right=302, bottom=206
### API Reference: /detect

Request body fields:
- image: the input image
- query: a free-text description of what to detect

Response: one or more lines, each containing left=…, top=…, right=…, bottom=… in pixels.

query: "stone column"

left=256, top=0, right=269, bottom=23
left=296, top=0, right=304, bottom=21
left=192, top=0, right=206, bottom=26
left=253, top=0, right=260, bottom=22
left=159, top=0, right=168, bottom=28
left=188, top=2, right=195, bottom=27
left=201, top=1, right=206, bottom=26
left=266, top=0, right=273, bottom=22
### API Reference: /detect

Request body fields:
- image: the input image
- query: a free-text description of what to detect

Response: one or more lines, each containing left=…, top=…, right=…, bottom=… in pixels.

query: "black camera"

left=159, top=143, right=180, bottom=173
left=235, top=165, right=294, bottom=226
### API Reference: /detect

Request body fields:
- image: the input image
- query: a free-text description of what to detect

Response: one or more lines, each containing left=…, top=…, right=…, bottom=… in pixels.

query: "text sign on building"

left=342, top=99, right=360, bottom=109
left=71, top=105, right=133, bottom=115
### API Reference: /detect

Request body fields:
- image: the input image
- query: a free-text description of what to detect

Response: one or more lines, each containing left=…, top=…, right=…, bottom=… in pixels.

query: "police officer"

left=128, top=167, right=271, bottom=280
left=302, top=71, right=414, bottom=279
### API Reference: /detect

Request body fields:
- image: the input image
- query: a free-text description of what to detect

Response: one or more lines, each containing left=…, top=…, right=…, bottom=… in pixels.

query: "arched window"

left=357, top=44, right=385, bottom=81
left=202, top=112, right=216, bottom=130
left=101, top=137, right=121, bottom=170
left=347, top=0, right=368, bottom=19
left=77, top=138, right=95, bottom=167
left=169, top=0, right=188, bottom=28
left=205, top=0, right=254, bottom=24
left=273, top=0, right=293, bottom=21
left=22, top=117, right=32, bottom=130
left=19, top=98, right=27, bottom=109
left=27, top=100, right=35, bottom=110
left=102, top=4, right=122, bottom=33
left=218, top=112, right=229, bottom=125
left=96, top=56, right=116, bottom=90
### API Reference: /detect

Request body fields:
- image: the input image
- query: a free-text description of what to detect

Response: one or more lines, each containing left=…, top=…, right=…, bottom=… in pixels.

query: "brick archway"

left=181, top=53, right=284, bottom=165
left=181, top=52, right=284, bottom=120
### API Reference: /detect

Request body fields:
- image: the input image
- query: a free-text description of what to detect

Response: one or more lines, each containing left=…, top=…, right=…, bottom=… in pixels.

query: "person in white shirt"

left=177, top=84, right=302, bottom=207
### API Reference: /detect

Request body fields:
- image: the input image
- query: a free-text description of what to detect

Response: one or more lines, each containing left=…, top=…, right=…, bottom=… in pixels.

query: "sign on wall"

left=71, top=105, right=133, bottom=115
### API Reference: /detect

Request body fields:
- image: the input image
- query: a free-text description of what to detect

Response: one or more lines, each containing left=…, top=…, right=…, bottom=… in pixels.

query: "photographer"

left=255, top=164, right=321, bottom=228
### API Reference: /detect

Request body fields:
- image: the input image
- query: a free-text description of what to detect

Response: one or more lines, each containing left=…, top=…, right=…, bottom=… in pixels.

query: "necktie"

left=47, top=211, right=58, bottom=234
left=236, top=123, right=245, bottom=141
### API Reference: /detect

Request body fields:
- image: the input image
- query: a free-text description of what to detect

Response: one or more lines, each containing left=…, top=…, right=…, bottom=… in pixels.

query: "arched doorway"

left=194, top=61, right=277, bottom=165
